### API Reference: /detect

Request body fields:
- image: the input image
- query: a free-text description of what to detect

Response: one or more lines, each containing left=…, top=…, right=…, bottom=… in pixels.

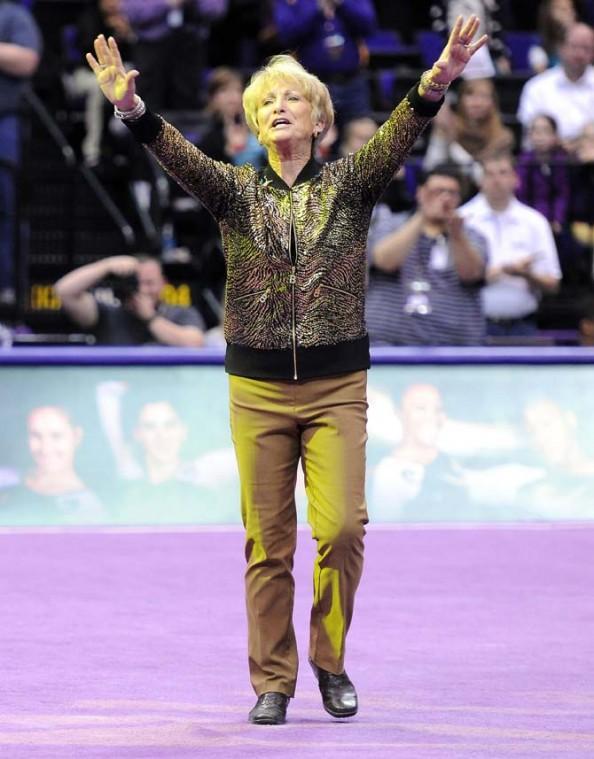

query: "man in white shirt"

left=517, top=23, right=594, bottom=145
left=458, top=153, right=561, bottom=337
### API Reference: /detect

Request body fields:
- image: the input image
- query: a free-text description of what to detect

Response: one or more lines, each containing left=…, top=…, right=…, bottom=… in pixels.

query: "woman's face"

left=135, top=402, right=186, bottom=466
left=211, top=81, right=243, bottom=121
left=256, top=80, right=321, bottom=152
left=27, top=407, right=81, bottom=474
left=528, top=116, right=558, bottom=153
left=460, top=82, right=495, bottom=121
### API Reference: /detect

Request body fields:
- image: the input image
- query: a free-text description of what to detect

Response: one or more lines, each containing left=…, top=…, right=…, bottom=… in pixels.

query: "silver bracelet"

left=114, top=97, right=146, bottom=122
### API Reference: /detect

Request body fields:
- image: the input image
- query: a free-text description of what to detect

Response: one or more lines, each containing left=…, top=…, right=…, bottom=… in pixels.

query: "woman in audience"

left=198, top=67, right=266, bottom=168
left=424, top=77, right=514, bottom=194
left=516, top=114, right=570, bottom=235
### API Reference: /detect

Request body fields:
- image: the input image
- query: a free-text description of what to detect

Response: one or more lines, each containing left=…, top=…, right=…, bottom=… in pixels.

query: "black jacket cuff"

left=123, top=109, right=163, bottom=144
left=406, top=84, right=444, bottom=117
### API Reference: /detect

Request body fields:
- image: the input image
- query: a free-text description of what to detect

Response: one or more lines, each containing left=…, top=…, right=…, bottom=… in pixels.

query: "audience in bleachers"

left=3, top=0, right=594, bottom=346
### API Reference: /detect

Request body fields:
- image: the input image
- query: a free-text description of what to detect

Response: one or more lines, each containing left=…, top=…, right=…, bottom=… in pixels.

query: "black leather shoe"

left=248, top=692, right=289, bottom=725
left=310, top=659, right=358, bottom=718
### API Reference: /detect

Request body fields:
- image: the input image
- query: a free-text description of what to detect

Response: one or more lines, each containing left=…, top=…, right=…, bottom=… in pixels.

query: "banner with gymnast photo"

left=1, top=362, right=594, bottom=526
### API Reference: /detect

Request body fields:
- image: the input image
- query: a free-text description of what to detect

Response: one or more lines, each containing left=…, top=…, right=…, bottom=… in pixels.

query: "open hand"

left=85, top=34, right=139, bottom=109
left=430, top=15, right=489, bottom=85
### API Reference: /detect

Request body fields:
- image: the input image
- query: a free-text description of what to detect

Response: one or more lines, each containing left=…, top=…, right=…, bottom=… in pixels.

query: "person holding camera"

left=54, top=255, right=205, bottom=346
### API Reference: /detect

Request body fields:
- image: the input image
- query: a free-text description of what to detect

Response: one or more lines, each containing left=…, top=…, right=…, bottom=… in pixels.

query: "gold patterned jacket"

left=126, top=87, right=441, bottom=380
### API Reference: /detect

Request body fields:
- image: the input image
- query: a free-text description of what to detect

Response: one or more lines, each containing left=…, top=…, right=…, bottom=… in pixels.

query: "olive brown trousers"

left=229, top=370, right=369, bottom=697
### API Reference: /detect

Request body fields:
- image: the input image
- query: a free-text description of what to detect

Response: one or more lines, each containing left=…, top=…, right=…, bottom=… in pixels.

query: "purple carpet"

left=1, top=525, right=594, bottom=758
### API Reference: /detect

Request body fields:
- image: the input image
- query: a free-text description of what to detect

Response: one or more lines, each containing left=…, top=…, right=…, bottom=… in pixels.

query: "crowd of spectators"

left=3, top=0, right=594, bottom=346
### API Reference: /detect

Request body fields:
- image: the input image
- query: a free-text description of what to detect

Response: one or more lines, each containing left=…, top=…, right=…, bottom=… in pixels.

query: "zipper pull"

left=289, top=270, right=296, bottom=284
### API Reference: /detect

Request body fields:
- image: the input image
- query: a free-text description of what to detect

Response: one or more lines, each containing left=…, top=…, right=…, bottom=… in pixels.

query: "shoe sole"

left=322, top=703, right=358, bottom=719
left=249, top=717, right=286, bottom=725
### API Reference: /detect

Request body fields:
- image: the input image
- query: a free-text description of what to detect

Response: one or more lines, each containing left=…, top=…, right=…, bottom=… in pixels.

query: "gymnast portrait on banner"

left=95, top=380, right=239, bottom=524
left=0, top=404, right=106, bottom=526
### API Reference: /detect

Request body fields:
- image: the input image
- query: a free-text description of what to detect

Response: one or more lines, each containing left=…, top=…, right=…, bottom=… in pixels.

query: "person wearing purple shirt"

left=272, top=0, right=377, bottom=126
left=122, top=0, right=228, bottom=109
left=516, top=114, right=570, bottom=235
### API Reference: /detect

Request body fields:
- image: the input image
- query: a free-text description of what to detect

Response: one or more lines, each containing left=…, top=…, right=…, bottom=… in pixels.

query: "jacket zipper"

left=289, top=191, right=298, bottom=380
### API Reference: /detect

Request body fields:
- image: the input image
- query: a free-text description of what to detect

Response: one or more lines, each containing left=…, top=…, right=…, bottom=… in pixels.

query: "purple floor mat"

left=1, top=525, right=594, bottom=758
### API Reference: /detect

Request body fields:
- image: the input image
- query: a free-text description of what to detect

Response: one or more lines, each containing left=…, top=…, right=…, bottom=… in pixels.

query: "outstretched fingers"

left=94, top=34, right=111, bottom=66
left=468, top=34, right=489, bottom=55
left=459, top=15, right=480, bottom=43
left=449, top=14, right=464, bottom=43
left=85, top=51, right=101, bottom=74
left=108, top=36, right=124, bottom=69
left=125, top=70, right=140, bottom=88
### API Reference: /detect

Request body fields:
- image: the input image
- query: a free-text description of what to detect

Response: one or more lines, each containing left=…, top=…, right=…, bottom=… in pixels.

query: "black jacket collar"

left=260, top=156, right=322, bottom=190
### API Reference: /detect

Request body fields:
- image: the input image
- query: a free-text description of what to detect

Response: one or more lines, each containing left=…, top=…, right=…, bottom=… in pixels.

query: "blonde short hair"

left=242, top=55, right=335, bottom=142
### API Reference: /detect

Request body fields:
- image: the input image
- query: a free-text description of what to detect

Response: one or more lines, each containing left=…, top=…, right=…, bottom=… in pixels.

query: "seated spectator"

left=424, top=78, right=514, bottom=193
left=365, top=165, right=487, bottom=346
left=516, top=114, right=570, bottom=235
left=458, top=153, right=562, bottom=338
left=54, top=255, right=205, bottom=346
left=270, top=0, right=377, bottom=128
left=517, top=22, right=594, bottom=147
left=122, top=0, right=228, bottom=111
left=198, top=67, right=265, bottom=168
